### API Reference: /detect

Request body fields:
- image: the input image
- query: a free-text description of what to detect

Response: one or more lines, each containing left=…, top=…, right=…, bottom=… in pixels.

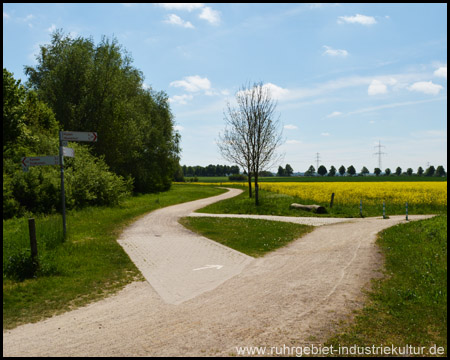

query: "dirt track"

left=3, top=188, right=434, bottom=357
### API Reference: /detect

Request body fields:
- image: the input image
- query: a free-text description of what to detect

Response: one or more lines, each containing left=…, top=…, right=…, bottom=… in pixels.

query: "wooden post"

left=360, top=199, right=363, bottom=217
left=383, top=200, right=386, bottom=219
left=330, top=193, right=335, bottom=208
left=28, top=218, right=38, bottom=260
left=406, top=201, right=409, bottom=221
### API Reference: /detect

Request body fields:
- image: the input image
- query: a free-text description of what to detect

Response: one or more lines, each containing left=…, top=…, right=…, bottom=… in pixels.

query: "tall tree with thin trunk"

left=218, top=82, right=283, bottom=205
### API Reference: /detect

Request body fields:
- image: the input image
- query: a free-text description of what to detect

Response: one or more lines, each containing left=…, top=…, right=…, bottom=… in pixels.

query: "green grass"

left=325, top=215, right=447, bottom=357
left=179, top=217, right=314, bottom=257
left=3, top=185, right=227, bottom=330
left=195, top=188, right=369, bottom=218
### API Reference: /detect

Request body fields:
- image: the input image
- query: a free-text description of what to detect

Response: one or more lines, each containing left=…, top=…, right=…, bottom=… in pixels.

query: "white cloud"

left=168, top=94, right=194, bottom=105
left=323, top=45, right=348, bottom=57
left=199, top=6, right=220, bottom=25
left=338, top=14, right=377, bottom=25
left=321, top=132, right=330, bottom=136
left=164, top=14, right=194, bottom=28
left=174, top=125, right=184, bottom=132
left=170, top=75, right=211, bottom=92
left=434, top=66, right=447, bottom=79
left=156, top=3, right=204, bottom=11
left=368, top=79, right=388, bottom=95
left=284, top=124, right=298, bottom=130
left=286, top=140, right=302, bottom=144
left=326, top=111, right=342, bottom=118
left=263, top=83, right=289, bottom=100
left=407, top=81, right=443, bottom=95
left=47, top=24, right=57, bottom=33
left=3, top=12, right=10, bottom=20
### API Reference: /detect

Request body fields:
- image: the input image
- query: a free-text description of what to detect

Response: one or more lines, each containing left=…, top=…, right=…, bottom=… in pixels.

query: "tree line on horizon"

left=278, top=164, right=447, bottom=177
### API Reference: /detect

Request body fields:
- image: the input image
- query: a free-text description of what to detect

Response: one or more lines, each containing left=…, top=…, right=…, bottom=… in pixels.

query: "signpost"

left=22, top=156, right=59, bottom=170
left=58, top=131, right=97, bottom=237
left=61, top=131, right=97, bottom=142
left=20, top=130, right=97, bottom=239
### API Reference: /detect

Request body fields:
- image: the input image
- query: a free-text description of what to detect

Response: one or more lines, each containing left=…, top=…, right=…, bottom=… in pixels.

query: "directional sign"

left=62, top=147, right=75, bottom=158
left=21, top=156, right=60, bottom=169
left=61, top=131, right=97, bottom=142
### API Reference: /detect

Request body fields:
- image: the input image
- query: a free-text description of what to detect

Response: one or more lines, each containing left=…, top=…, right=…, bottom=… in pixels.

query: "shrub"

left=228, top=174, right=247, bottom=181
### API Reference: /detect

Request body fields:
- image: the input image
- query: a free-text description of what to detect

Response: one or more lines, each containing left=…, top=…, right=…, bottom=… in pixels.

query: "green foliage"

left=24, top=30, right=180, bottom=194
left=3, top=69, right=133, bottom=219
left=318, top=165, right=328, bottom=176
left=228, top=173, right=247, bottom=181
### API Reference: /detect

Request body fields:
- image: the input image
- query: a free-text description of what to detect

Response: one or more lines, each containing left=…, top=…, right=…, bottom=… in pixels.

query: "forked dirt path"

left=3, top=188, right=434, bottom=357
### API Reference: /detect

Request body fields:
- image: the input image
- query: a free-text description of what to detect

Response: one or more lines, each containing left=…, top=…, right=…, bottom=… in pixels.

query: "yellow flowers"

left=256, top=182, right=447, bottom=207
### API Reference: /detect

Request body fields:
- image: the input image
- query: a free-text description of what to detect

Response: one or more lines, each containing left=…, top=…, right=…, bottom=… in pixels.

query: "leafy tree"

left=385, top=168, right=391, bottom=176
left=395, top=166, right=402, bottom=176
left=317, top=165, right=327, bottom=176
left=360, top=166, right=369, bottom=176
left=425, top=166, right=436, bottom=177
left=417, top=166, right=424, bottom=176
left=406, top=168, right=413, bottom=176
left=285, top=164, right=293, bottom=176
left=435, top=165, right=446, bottom=177
left=374, top=168, right=381, bottom=176
left=328, top=165, right=336, bottom=177
left=24, top=30, right=180, bottom=193
left=347, top=165, right=356, bottom=176
left=305, top=165, right=315, bottom=176
left=277, top=166, right=285, bottom=176
left=338, top=165, right=346, bottom=176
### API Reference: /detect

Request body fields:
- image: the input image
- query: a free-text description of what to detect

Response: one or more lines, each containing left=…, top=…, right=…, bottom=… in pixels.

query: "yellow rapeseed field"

left=255, top=182, right=447, bottom=207
left=177, top=181, right=447, bottom=210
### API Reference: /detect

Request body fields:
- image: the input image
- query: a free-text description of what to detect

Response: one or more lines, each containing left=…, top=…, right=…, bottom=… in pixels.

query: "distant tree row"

left=182, top=164, right=240, bottom=177
left=301, top=165, right=446, bottom=177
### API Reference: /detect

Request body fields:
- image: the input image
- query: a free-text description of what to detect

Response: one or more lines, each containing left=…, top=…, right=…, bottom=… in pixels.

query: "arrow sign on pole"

left=21, top=156, right=60, bottom=169
left=61, top=131, right=97, bottom=142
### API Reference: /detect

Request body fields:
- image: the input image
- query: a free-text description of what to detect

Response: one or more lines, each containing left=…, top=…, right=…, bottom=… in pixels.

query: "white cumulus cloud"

left=323, top=45, right=348, bottom=57
left=434, top=66, right=447, bottom=79
left=368, top=80, right=388, bottom=95
left=164, top=14, right=194, bottom=28
left=338, top=14, right=377, bottom=25
left=170, top=75, right=211, bottom=92
left=284, top=124, right=298, bottom=130
left=199, top=6, right=220, bottom=25
left=407, top=81, right=443, bottom=95
left=168, top=94, right=194, bottom=105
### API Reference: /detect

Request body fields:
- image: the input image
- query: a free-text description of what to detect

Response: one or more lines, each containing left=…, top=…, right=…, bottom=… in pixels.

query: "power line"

left=315, top=152, right=320, bottom=170
left=373, top=140, right=386, bottom=169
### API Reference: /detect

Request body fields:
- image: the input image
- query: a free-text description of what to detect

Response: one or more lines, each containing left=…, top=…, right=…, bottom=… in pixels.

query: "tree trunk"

left=247, top=169, right=252, bottom=198
left=254, top=174, right=259, bottom=206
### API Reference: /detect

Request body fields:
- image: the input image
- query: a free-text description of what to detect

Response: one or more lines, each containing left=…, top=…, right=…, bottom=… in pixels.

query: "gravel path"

left=3, top=188, right=434, bottom=357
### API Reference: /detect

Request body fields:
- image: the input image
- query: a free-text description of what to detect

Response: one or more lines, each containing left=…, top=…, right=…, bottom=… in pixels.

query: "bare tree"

left=218, top=82, right=283, bottom=205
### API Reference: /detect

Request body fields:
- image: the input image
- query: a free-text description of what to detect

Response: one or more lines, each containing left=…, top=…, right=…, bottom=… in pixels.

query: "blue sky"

left=3, top=3, right=447, bottom=173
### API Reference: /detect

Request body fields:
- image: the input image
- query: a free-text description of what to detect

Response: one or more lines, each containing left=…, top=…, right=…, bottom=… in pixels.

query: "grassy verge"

left=196, top=188, right=361, bottom=218
left=179, top=217, right=314, bottom=257
left=325, top=215, right=447, bottom=357
left=3, top=185, right=226, bottom=330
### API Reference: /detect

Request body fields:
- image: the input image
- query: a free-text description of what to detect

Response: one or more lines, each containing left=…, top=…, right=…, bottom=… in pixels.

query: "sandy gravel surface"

left=3, top=188, right=434, bottom=357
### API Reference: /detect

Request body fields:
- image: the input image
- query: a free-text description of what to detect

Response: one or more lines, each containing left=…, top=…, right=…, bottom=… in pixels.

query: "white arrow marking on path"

left=193, top=265, right=224, bottom=271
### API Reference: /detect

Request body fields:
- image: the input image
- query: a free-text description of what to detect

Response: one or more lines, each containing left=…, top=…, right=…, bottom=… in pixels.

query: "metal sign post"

left=21, top=130, right=96, bottom=238
left=59, top=131, right=67, bottom=238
